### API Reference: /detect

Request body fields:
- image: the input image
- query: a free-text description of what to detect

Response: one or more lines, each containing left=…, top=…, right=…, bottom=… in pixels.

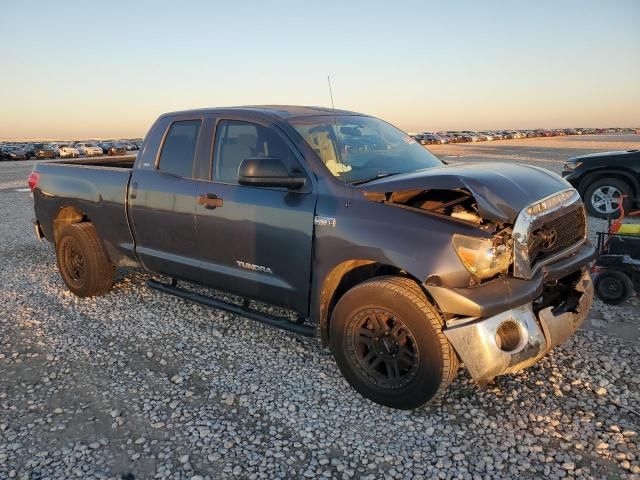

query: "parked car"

left=97, top=142, right=112, bottom=154
left=59, top=146, right=80, bottom=158
left=437, top=132, right=458, bottom=143
left=0, top=146, right=27, bottom=160
left=33, top=144, right=56, bottom=159
left=421, top=134, right=446, bottom=145
left=21, top=144, right=35, bottom=158
left=477, top=132, right=494, bottom=141
left=1, top=146, right=22, bottom=160
left=562, top=149, right=640, bottom=218
left=106, top=143, right=127, bottom=156
left=6, top=146, right=30, bottom=160
left=499, top=131, right=514, bottom=139
left=30, top=105, right=594, bottom=409
left=49, top=144, right=61, bottom=157
left=75, top=143, right=103, bottom=157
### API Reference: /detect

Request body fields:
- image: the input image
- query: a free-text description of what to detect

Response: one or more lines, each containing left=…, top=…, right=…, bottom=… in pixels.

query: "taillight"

left=28, top=171, right=40, bottom=192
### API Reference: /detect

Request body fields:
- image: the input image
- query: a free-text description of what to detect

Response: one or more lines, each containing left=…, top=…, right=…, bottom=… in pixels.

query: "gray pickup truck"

left=30, top=106, right=594, bottom=409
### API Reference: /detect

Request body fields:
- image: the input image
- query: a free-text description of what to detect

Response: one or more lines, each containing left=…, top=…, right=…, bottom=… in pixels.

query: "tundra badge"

left=314, top=215, right=336, bottom=228
left=236, top=261, right=273, bottom=274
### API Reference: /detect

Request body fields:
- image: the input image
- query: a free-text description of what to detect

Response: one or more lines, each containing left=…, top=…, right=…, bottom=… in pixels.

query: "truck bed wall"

left=33, top=162, right=138, bottom=266
left=54, top=156, right=136, bottom=169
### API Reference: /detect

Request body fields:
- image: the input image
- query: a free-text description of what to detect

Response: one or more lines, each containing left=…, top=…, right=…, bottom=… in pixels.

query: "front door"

left=195, top=119, right=316, bottom=314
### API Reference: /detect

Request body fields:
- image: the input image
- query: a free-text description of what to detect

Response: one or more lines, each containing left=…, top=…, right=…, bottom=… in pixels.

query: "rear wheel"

left=584, top=177, right=633, bottom=219
left=56, top=223, right=115, bottom=297
left=594, top=270, right=634, bottom=305
left=330, top=276, right=458, bottom=409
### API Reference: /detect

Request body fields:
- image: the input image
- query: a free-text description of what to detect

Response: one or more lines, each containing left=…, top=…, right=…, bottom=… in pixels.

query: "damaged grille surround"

left=512, top=189, right=587, bottom=280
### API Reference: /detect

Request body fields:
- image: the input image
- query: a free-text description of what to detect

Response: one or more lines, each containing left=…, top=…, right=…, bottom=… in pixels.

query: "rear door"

left=194, top=117, right=317, bottom=314
left=128, top=118, right=203, bottom=282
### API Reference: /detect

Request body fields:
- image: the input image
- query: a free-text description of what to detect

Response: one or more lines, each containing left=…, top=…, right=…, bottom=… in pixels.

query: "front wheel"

left=56, top=223, right=115, bottom=297
left=330, top=276, right=459, bottom=409
left=594, top=270, right=634, bottom=305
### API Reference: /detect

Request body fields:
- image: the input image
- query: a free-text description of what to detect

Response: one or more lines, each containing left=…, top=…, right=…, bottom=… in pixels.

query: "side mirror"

left=238, top=157, right=306, bottom=190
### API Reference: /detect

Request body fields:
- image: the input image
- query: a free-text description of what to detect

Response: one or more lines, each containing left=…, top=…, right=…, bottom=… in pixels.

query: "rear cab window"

left=158, top=120, right=202, bottom=178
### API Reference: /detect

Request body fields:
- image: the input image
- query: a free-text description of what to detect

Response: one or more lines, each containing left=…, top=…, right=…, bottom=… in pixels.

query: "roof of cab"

left=159, top=105, right=365, bottom=120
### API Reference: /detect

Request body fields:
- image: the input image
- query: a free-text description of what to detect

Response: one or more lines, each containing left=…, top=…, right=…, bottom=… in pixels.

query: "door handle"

left=198, top=193, right=223, bottom=209
left=130, top=181, right=138, bottom=199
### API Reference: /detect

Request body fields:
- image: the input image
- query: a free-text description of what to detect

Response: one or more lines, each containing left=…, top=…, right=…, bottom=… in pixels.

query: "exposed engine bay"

left=363, top=188, right=509, bottom=232
left=363, top=188, right=515, bottom=282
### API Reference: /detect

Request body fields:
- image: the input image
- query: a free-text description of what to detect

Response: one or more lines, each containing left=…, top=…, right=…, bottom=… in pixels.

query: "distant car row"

left=411, top=127, right=636, bottom=145
left=0, top=140, right=142, bottom=161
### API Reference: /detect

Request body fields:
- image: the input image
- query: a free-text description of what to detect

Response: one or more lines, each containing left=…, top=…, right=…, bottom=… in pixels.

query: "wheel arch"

left=578, top=169, right=639, bottom=198
left=318, top=260, right=429, bottom=347
left=53, top=205, right=90, bottom=243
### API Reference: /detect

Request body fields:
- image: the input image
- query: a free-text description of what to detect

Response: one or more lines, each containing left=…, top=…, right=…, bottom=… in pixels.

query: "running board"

left=146, top=279, right=315, bottom=337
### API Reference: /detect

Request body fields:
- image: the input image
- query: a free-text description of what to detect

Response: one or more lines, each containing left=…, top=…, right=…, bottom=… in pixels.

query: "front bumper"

left=443, top=269, right=593, bottom=384
left=426, top=241, right=595, bottom=317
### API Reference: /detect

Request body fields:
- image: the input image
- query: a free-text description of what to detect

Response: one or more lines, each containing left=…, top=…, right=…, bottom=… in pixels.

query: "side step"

left=146, top=279, right=315, bottom=337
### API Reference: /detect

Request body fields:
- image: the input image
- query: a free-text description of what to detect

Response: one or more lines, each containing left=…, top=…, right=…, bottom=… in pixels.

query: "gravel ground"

left=1, top=135, right=639, bottom=480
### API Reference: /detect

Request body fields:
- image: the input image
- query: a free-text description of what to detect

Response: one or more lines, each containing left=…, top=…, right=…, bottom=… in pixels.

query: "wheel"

left=594, top=270, right=634, bottom=305
left=330, top=276, right=459, bottom=409
left=584, top=177, right=633, bottom=219
left=55, top=223, right=115, bottom=297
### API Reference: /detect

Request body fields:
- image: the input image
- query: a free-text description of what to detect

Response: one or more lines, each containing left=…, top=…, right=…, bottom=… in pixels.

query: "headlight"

left=564, top=160, right=582, bottom=171
left=452, top=234, right=512, bottom=279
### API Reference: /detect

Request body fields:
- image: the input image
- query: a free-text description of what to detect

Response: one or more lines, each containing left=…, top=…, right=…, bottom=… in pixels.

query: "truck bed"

left=32, top=158, right=137, bottom=266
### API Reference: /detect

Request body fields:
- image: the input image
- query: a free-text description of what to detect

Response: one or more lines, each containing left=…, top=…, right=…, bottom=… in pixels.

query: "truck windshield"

left=289, top=115, right=442, bottom=184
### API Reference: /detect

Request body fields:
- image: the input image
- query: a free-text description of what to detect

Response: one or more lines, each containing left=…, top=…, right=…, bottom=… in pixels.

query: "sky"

left=1, top=0, right=639, bottom=139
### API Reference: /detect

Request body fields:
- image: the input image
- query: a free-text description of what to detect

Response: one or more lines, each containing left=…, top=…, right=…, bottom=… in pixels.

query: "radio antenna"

left=327, top=75, right=350, bottom=207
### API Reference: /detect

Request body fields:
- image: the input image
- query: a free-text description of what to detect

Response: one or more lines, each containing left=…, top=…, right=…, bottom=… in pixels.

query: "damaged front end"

left=363, top=187, right=516, bottom=284
left=361, top=169, right=595, bottom=384
left=443, top=269, right=593, bottom=384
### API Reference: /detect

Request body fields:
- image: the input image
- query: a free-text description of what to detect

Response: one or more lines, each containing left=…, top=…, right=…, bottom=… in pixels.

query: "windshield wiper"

left=351, top=172, right=402, bottom=185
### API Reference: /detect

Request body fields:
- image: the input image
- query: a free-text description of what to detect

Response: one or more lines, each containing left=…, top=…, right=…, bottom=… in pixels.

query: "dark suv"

left=562, top=149, right=640, bottom=218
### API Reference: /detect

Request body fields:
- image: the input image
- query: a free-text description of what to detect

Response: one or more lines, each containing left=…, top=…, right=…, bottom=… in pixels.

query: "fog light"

left=495, top=321, right=522, bottom=352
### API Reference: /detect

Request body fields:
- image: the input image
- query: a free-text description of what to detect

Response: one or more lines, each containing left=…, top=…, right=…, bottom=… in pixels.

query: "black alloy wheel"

left=349, top=308, right=420, bottom=389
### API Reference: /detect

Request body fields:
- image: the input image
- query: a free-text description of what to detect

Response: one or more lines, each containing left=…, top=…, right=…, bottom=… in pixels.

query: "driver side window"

left=213, top=120, right=296, bottom=184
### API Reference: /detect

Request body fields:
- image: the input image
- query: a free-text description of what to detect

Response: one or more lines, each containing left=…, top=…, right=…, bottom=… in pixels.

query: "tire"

left=330, top=276, right=459, bottom=409
left=584, top=177, right=633, bottom=219
left=594, top=270, right=634, bottom=305
left=55, top=223, right=115, bottom=297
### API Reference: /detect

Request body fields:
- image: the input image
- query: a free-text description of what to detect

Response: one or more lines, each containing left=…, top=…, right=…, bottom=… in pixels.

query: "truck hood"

left=360, top=162, right=572, bottom=223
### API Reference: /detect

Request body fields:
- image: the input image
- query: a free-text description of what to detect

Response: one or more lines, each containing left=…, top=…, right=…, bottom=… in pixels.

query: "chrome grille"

left=513, top=189, right=586, bottom=279
left=528, top=205, right=586, bottom=264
